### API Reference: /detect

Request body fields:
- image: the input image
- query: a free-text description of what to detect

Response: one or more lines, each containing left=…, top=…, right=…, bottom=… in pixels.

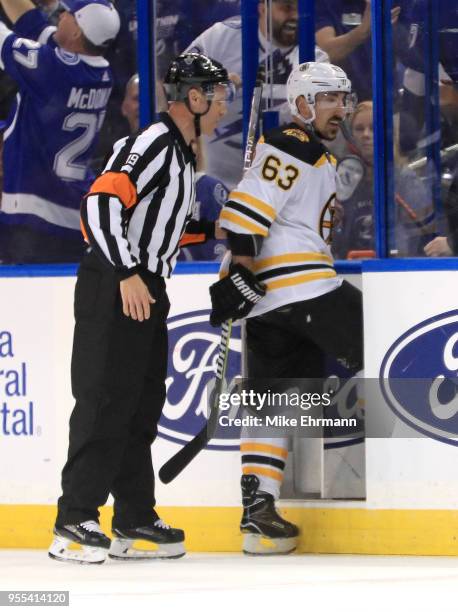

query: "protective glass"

left=315, top=91, right=358, bottom=114
left=202, top=81, right=237, bottom=105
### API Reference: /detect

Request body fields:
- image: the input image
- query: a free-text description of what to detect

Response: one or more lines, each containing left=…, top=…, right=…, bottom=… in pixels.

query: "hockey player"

left=48, top=53, right=233, bottom=564
left=209, top=62, right=363, bottom=554
left=185, top=0, right=329, bottom=189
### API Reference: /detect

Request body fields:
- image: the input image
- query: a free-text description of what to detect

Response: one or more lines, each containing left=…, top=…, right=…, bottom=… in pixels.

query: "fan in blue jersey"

left=0, top=0, right=120, bottom=263
left=178, top=173, right=229, bottom=262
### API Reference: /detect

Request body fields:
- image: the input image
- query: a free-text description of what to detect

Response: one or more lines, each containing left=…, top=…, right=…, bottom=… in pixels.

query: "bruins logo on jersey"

left=320, top=193, right=336, bottom=245
left=282, top=128, right=309, bottom=143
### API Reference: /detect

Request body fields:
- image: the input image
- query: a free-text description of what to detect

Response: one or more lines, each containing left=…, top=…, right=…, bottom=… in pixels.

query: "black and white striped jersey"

left=81, top=112, right=196, bottom=278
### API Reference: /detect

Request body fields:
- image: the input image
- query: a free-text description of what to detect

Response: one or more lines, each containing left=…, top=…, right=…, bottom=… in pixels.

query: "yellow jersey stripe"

left=313, top=153, right=337, bottom=168
left=242, top=466, right=283, bottom=482
left=220, top=210, right=269, bottom=236
left=240, top=442, right=288, bottom=459
left=228, top=191, right=276, bottom=221
left=314, top=154, right=328, bottom=168
left=254, top=252, right=333, bottom=271
left=265, top=270, right=337, bottom=291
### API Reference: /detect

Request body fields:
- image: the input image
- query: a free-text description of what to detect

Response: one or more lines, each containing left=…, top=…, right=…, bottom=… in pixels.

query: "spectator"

left=399, top=0, right=458, bottom=255
left=91, top=72, right=137, bottom=173
left=424, top=150, right=458, bottom=257
left=34, top=0, right=60, bottom=22
left=121, top=73, right=139, bottom=133
left=178, top=171, right=229, bottom=262
left=155, top=1, right=242, bottom=81
left=105, top=0, right=136, bottom=99
left=186, top=0, right=328, bottom=189
left=398, top=0, right=458, bottom=155
left=424, top=235, right=453, bottom=257
left=0, top=0, right=120, bottom=263
left=315, top=0, right=401, bottom=102
left=333, top=101, right=434, bottom=258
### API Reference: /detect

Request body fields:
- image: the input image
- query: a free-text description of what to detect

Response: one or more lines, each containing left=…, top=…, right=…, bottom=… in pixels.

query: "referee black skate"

left=48, top=53, right=233, bottom=564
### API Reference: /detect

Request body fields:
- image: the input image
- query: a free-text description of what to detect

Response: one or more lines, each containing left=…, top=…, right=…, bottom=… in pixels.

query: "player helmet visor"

left=315, top=91, right=358, bottom=114
left=287, top=61, right=354, bottom=123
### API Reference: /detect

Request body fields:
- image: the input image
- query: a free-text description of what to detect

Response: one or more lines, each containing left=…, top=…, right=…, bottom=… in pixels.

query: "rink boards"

left=0, top=260, right=458, bottom=554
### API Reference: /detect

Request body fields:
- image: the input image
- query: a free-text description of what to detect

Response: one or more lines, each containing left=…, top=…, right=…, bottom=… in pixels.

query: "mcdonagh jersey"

left=219, top=123, right=341, bottom=317
left=82, top=113, right=196, bottom=278
left=0, top=9, right=113, bottom=234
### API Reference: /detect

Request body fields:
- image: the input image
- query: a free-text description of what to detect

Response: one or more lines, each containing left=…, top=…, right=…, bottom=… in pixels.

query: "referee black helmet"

left=164, top=53, right=233, bottom=136
left=164, top=52, right=231, bottom=103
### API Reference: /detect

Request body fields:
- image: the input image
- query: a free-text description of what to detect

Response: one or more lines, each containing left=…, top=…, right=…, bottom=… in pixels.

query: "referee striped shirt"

left=81, top=113, right=196, bottom=278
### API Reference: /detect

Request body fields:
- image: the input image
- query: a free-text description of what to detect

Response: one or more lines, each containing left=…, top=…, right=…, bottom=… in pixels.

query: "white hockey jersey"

left=186, top=17, right=328, bottom=189
left=219, top=123, right=342, bottom=317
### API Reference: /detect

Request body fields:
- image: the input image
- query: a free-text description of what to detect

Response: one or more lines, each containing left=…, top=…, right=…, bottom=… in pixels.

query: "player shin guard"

left=240, top=439, right=288, bottom=499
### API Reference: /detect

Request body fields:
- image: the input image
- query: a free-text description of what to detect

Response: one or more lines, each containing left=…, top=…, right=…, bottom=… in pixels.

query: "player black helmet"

left=164, top=53, right=231, bottom=103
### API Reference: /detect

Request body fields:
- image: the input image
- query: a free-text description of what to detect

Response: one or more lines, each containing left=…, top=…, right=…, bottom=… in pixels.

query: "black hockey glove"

left=209, top=263, right=266, bottom=327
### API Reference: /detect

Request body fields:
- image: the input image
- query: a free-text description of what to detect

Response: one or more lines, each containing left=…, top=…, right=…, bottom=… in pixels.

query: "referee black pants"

left=246, top=280, right=363, bottom=379
left=56, top=251, right=170, bottom=529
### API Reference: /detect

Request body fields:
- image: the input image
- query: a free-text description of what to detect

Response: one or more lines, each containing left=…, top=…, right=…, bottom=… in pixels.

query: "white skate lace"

left=154, top=519, right=170, bottom=530
left=80, top=520, right=103, bottom=533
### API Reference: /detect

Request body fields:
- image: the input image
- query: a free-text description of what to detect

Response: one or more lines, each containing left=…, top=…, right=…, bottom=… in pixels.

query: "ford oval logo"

left=380, top=310, right=458, bottom=445
left=159, top=310, right=241, bottom=450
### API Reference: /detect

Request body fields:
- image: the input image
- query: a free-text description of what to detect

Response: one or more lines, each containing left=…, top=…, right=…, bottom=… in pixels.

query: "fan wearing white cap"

left=58, top=0, right=120, bottom=53
left=0, top=0, right=121, bottom=263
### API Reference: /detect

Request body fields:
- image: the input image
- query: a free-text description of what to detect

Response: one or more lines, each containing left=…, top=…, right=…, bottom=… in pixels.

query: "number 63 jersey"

left=0, top=9, right=113, bottom=234
left=219, top=122, right=342, bottom=318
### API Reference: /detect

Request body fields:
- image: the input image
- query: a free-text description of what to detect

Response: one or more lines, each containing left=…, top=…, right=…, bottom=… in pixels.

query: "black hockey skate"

left=109, top=512, right=185, bottom=560
left=48, top=520, right=111, bottom=564
left=240, top=474, right=299, bottom=555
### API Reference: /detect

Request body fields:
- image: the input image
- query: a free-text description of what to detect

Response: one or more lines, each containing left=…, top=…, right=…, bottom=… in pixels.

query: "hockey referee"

left=49, top=53, right=233, bottom=564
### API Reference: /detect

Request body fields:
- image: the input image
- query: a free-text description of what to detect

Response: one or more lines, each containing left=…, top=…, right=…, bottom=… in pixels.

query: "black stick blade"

left=159, top=430, right=207, bottom=484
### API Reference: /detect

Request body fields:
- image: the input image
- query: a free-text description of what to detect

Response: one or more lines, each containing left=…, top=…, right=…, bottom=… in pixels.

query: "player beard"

left=315, top=117, right=343, bottom=140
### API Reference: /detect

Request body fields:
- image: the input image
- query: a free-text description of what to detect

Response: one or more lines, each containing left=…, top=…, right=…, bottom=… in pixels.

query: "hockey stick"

left=159, top=82, right=263, bottom=484
left=159, top=319, right=232, bottom=484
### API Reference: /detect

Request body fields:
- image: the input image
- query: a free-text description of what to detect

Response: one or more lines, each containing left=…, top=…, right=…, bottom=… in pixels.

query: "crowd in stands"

left=0, top=0, right=456, bottom=264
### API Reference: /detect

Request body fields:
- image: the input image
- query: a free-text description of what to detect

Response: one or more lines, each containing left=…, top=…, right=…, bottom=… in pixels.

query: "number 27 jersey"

left=0, top=9, right=113, bottom=233
left=219, top=123, right=342, bottom=318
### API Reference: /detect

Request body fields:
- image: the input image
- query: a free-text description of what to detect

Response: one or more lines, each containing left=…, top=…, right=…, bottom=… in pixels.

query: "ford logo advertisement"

left=380, top=310, right=458, bottom=446
left=159, top=309, right=364, bottom=451
left=159, top=310, right=241, bottom=450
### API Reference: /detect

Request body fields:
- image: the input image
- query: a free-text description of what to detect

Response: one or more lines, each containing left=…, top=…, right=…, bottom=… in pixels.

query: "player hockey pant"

left=56, top=251, right=170, bottom=529
left=241, top=280, right=363, bottom=497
